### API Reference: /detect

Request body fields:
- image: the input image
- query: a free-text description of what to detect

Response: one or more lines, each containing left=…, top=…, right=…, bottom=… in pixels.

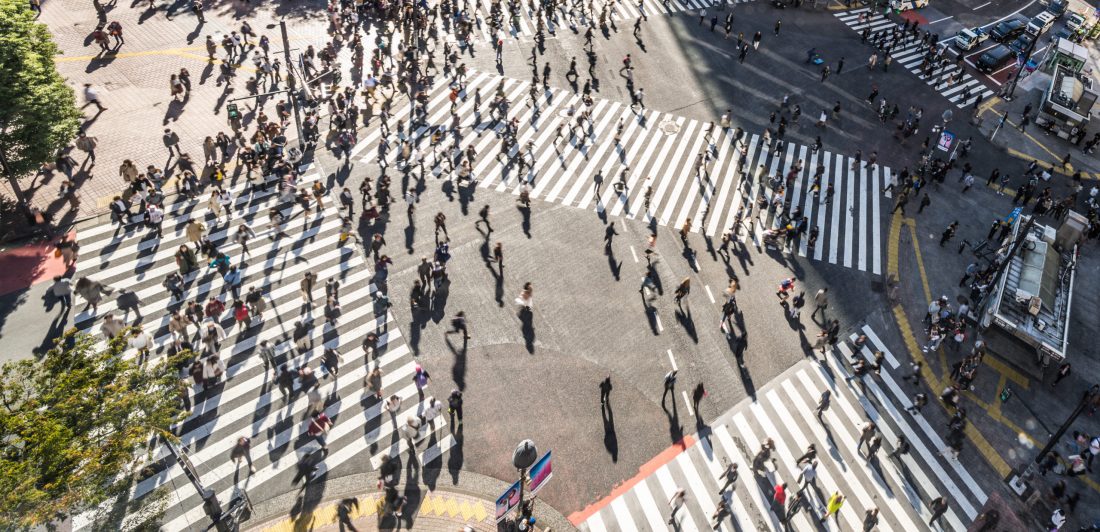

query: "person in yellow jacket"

left=820, top=492, right=845, bottom=524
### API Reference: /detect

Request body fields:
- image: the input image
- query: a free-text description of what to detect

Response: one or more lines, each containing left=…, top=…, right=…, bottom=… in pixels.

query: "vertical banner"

left=494, top=481, right=523, bottom=522
left=528, top=451, right=553, bottom=494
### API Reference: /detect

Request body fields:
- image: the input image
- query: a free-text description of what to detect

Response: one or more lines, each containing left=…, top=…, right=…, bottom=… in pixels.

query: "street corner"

left=0, top=230, right=76, bottom=297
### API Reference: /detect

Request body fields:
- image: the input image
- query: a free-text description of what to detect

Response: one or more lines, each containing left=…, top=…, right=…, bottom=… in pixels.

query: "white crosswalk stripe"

left=346, top=70, right=885, bottom=273
left=70, top=169, right=455, bottom=530
left=834, top=8, right=996, bottom=109
left=578, top=329, right=987, bottom=532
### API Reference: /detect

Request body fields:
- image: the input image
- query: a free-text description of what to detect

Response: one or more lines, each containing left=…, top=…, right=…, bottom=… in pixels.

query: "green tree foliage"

left=0, top=330, right=186, bottom=528
left=0, top=0, right=82, bottom=191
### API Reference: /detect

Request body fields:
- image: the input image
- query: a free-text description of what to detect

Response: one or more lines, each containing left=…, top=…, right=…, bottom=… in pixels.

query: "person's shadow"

left=519, top=308, right=535, bottom=353
left=601, top=401, right=618, bottom=462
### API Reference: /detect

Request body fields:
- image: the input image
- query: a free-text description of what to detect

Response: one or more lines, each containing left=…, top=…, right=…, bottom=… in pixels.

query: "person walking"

left=939, top=221, right=958, bottom=246
left=918, top=193, right=931, bottom=213
left=1052, top=362, right=1071, bottom=388
left=887, top=436, right=911, bottom=460
left=812, top=288, right=828, bottom=318
left=445, top=311, right=470, bottom=340
left=82, top=83, right=107, bottom=113
left=857, top=421, right=876, bottom=455
left=796, top=459, right=818, bottom=490
left=599, top=375, right=613, bottom=404
left=674, top=277, right=691, bottom=307
left=231, top=437, right=256, bottom=474
left=668, top=488, right=686, bottom=525
left=928, top=497, right=949, bottom=525
left=820, top=492, right=845, bottom=524
left=692, top=382, right=707, bottom=413
left=163, top=128, right=183, bottom=158
left=307, top=410, right=333, bottom=452
left=51, top=276, right=73, bottom=311
left=660, top=368, right=679, bottom=401
left=476, top=204, right=493, bottom=233
left=717, top=461, right=738, bottom=494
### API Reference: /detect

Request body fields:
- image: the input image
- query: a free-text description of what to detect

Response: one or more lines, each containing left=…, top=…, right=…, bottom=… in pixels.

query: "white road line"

left=667, top=349, right=678, bottom=371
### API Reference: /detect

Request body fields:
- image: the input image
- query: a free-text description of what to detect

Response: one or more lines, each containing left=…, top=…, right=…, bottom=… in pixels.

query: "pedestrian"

left=887, top=436, right=911, bottom=459
left=662, top=370, right=678, bottom=405
left=446, top=311, right=470, bottom=340
left=1052, top=362, right=1071, bottom=387
left=307, top=410, right=332, bottom=451
left=692, top=382, right=707, bottom=413
left=918, top=193, right=931, bottom=213
left=231, top=437, right=256, bottom=474
left=50, top=276, right=73, bottom=311
left=163, top=128, right=182, bottom=158
left=812, top=288, right=828, bottom=318
left=774, top=20, right=781, bottom=36
left=939, top=221, right=958, bottom=246
left=815, top=390, right=831, bottom=420
left=772, top=482, right=787, bottom=517
left=820, top=492, right=844, bottom=524
left=674, top=277, right=691, bottom=306
left=74, top=131, right=98, bottom=167
left=796, top=460, right=817, bottom=490
left=82, top=83, right=107, bottom=112
left=857, top=421, right=876, bottom=454
left=599, top=374, right=613, bottom=404
left=905, top=360, right=922, bottom=386
left=717, top=461, right=738, bottom=494
left=668, top=488, right=686, bottom=525
left=863, top=508, right=880, bottom=531
left=907, top=392, right=928, bottom=414
left=476, top=204, right=493, bottom=233
left=928, top=497, right=949, bottom=525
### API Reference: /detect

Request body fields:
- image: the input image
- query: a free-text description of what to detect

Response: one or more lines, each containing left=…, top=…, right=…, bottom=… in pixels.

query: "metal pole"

left=990, top=111, right=1008, bottom=140
left=517, top=467, right=528, bottom=518
left=1033, top=385, right=1100, bottom=466
left=1006, top=36, right=1038, bottom=100
left=279, top=20, right=306, bottom=151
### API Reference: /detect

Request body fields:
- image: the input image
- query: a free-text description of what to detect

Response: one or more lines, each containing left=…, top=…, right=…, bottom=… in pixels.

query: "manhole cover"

left=660, top=119, right=680, bottom=135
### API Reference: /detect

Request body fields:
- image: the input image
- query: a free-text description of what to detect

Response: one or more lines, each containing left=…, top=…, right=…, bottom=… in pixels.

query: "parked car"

left=1008, top=33, right=1035, bottom=54
left=955, top=27, right=989, bottom=50
left=1046, top=0, right=1068, bottom=18
left=977, top=44, right=1015, bottom=73
left=990, top=17, right=1028, bottom=42
left=1027, top=11, right=1056, bottom=35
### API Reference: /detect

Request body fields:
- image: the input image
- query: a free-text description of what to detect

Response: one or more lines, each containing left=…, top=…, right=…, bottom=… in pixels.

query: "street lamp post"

left=512, top=440, right=538, bottom=518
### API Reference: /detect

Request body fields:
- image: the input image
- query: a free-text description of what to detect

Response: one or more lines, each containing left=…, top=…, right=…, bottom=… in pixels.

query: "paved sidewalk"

left=253, top=489, right=499, bottom=532
left=0, top=0, right=333, bottom=225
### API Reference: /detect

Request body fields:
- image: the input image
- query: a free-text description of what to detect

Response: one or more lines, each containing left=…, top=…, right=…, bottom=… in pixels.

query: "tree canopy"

left=0, top=330, right=185, bottom=528
left=0, top=0, right=82, bottom=197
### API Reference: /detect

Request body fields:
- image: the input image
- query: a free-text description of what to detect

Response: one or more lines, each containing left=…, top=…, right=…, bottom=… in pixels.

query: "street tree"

left=0, top=0, right=83, bottom=203
left=0, top=330, right=186, bottom=529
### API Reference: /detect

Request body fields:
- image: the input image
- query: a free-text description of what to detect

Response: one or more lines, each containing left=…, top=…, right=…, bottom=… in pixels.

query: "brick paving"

left=1, top=0, right=334, bottom=223
left=250, top=489, right=509, bottom=532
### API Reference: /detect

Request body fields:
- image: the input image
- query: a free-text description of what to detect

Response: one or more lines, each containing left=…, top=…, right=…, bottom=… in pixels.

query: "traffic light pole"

left=1004, top=35, right=1038, bottom=101
left=280, top=20, right=306, bottom=152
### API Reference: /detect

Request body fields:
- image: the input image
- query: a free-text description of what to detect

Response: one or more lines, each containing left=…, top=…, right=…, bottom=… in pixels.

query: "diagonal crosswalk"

left=577, top=325, right=987, bottom=531
left=348, top=70, right=885, bottom=273
left=834, top=8, right=996, bottom=109
left=71, top=167, right=455, bottom=531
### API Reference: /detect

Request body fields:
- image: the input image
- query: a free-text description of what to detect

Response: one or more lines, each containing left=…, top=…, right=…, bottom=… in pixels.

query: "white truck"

left=954, top=26, right=990, bottom=50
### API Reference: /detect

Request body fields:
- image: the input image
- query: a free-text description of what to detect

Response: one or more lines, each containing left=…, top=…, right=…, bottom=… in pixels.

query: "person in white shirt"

left=128, top=327, right=152, bottom=366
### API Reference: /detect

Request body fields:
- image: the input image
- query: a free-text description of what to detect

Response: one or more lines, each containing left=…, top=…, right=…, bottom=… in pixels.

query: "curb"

left=245, top=469, right=577, bottom=532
